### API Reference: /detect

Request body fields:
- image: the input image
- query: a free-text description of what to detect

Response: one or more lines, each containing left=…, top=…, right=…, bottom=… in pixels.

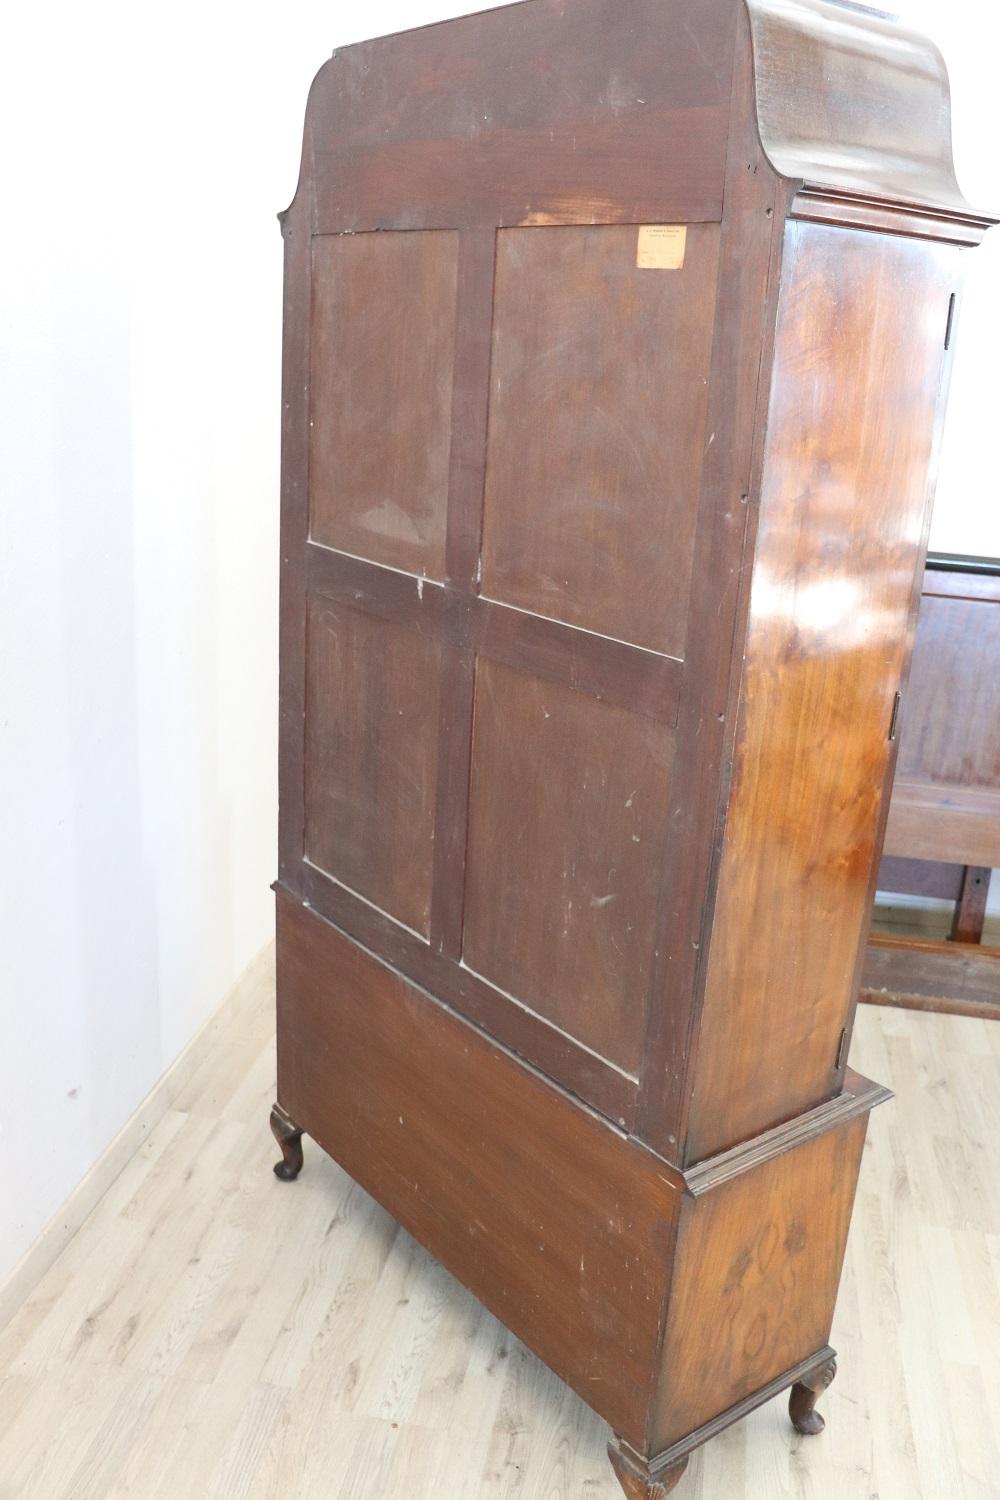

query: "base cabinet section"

left=274, top=893, right=888, bottom=1484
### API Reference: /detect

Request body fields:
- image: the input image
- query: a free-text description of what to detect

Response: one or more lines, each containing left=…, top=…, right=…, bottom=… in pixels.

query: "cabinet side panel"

left=275, top=891, right=679, bottom=1448
left=686, top=221, right=959, bottom=1161
left=652, top=1115, right=867, bottom=1451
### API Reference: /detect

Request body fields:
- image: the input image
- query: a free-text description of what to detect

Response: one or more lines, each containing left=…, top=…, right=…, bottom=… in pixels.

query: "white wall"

left=0, top=0, right=996, bottom=1288
left=0, top=0, right=509, bottom=1287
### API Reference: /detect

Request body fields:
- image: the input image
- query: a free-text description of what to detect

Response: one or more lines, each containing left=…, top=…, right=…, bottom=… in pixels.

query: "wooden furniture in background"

left=272, top=1, right=994, bottom=1494
left=862, top=557, right=1000, bottom=1020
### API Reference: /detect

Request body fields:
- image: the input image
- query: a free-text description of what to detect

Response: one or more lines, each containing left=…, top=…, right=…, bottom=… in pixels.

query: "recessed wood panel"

left=462, top=658, right=675, bottom=1076
left=686, top=222, right=959, bottom=1161
left=309, top=230, right=459, bottom=578
left=304, top=598, right=441, bottom=936
left=480, top=223, right=720, bottom=654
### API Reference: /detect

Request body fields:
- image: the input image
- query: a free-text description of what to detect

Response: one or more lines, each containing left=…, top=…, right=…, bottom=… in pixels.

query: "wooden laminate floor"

left=1, top=950, right=999, bottom=1499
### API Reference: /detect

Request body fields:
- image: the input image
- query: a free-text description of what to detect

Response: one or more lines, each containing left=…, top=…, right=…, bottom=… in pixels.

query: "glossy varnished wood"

left=635, top=6, right=787, bottom=1159
left=685, top=221, right=960, bottom=1162
left=745, top=0, right=993, bottom=243
left=651, top=1121, right=864, bottom=1451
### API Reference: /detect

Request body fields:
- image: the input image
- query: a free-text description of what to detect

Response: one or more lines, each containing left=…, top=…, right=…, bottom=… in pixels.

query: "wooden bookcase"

left=270, top=1, right=995, bottom=1492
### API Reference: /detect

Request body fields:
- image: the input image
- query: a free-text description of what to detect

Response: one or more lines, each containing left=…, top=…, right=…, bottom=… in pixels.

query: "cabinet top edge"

left=744, top=0, right=998, bottom=237
left=278, top=0, right=996, bottom=240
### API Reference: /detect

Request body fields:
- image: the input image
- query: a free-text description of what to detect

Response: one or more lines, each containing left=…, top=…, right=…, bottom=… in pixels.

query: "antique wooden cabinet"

left=270, top=0, right=994, bottom=1492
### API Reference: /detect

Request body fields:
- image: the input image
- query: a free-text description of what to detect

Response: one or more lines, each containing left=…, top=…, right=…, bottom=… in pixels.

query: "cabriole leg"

left=789, top=1356, right=837, bottom=1436
left=608, top=1440, right=689, bottom=1499
left=270, top=1102, right=304, bottom=1181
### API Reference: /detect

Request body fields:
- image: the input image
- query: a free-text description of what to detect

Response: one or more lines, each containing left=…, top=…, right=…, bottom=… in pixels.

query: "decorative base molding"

left=0, top=940, right=275, bottom=1336
left=609, top=1345, right=837, bottom=1498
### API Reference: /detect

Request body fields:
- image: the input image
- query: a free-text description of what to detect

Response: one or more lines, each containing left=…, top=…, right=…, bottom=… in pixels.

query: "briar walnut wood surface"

left=274, top=0, right=994, bottom=1493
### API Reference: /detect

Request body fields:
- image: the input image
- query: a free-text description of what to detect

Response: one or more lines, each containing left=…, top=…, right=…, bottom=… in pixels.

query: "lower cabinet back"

left=276, top=889, right=880, bottom=1460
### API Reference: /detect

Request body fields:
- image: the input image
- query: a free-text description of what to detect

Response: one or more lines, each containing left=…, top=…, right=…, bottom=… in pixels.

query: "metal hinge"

left=888, top=690, right=902, bottom=743
left=835, top=1028, right=848, bottom=1071
left=945, top=292, right=957, bottom=350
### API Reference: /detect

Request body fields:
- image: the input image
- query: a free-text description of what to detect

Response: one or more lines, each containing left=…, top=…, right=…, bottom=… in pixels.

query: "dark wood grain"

left=269, top=1103, right=304, bottom=1182
left=304, top=0, right=737, bottom=233
left=430, top=228, right=498, bottom=958
left=276, top=195, right=312, bottom=890
left=305, top=542, right=683, bottom=726
left=621, top=1345, right=837, bottom=1485
left=481, top=223, right=720, bottom=654
left=304, top=598, right=442, bottom=937
left=309, top=231, right=458, bottom=579
left=295, top=867, right=639, bottom=1126
left=276, top=889, right=679, bottom=1451
left=462, top=657, right=675, bottom=1075
left=952, top=867, right=991, bottom=945
left=788, top=1357, right=837, bottom=1437
left=444, top=229, right=498, bottom=590
left=608, top=1444, right=688, bottom=1500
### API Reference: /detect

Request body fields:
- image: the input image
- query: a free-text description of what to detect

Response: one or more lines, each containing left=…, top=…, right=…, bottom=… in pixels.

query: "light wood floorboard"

left=1, top=950, right=998, bottom=1498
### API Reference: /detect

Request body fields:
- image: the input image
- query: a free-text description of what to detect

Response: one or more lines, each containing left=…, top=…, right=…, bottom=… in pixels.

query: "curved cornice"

left=745, top=0, right=998, bottom=243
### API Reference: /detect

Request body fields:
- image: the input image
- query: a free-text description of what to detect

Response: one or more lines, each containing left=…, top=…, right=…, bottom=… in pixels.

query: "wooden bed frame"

left=862, top=555, right=1000, bottom=1019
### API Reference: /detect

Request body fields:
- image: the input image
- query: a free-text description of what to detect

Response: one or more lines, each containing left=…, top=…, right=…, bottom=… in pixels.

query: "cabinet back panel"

left=686, top=221, right=958, bottom=1161
left=481, top=224, right=721, bottom=655
left=304, top=598, right=442, bottom=937
left=282, top=0, right=749, bottom=1126
left=304, top=0, right=735, bottom=231
left=463, top=657, right=676, bottom=1078
left=309, top=231, right=458, bottom=579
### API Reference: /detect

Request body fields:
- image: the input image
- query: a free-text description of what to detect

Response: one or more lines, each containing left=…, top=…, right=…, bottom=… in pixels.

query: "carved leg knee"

left=789, top=1356, right=837, bottom=1436
left=608, top=1441, right=689, bottom=1498
left=270, top=1103, right=304, bottom=1181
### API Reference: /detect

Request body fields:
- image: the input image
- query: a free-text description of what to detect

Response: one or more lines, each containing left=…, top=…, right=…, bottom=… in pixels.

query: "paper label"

left=636, top=225, right=687, bottom=270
